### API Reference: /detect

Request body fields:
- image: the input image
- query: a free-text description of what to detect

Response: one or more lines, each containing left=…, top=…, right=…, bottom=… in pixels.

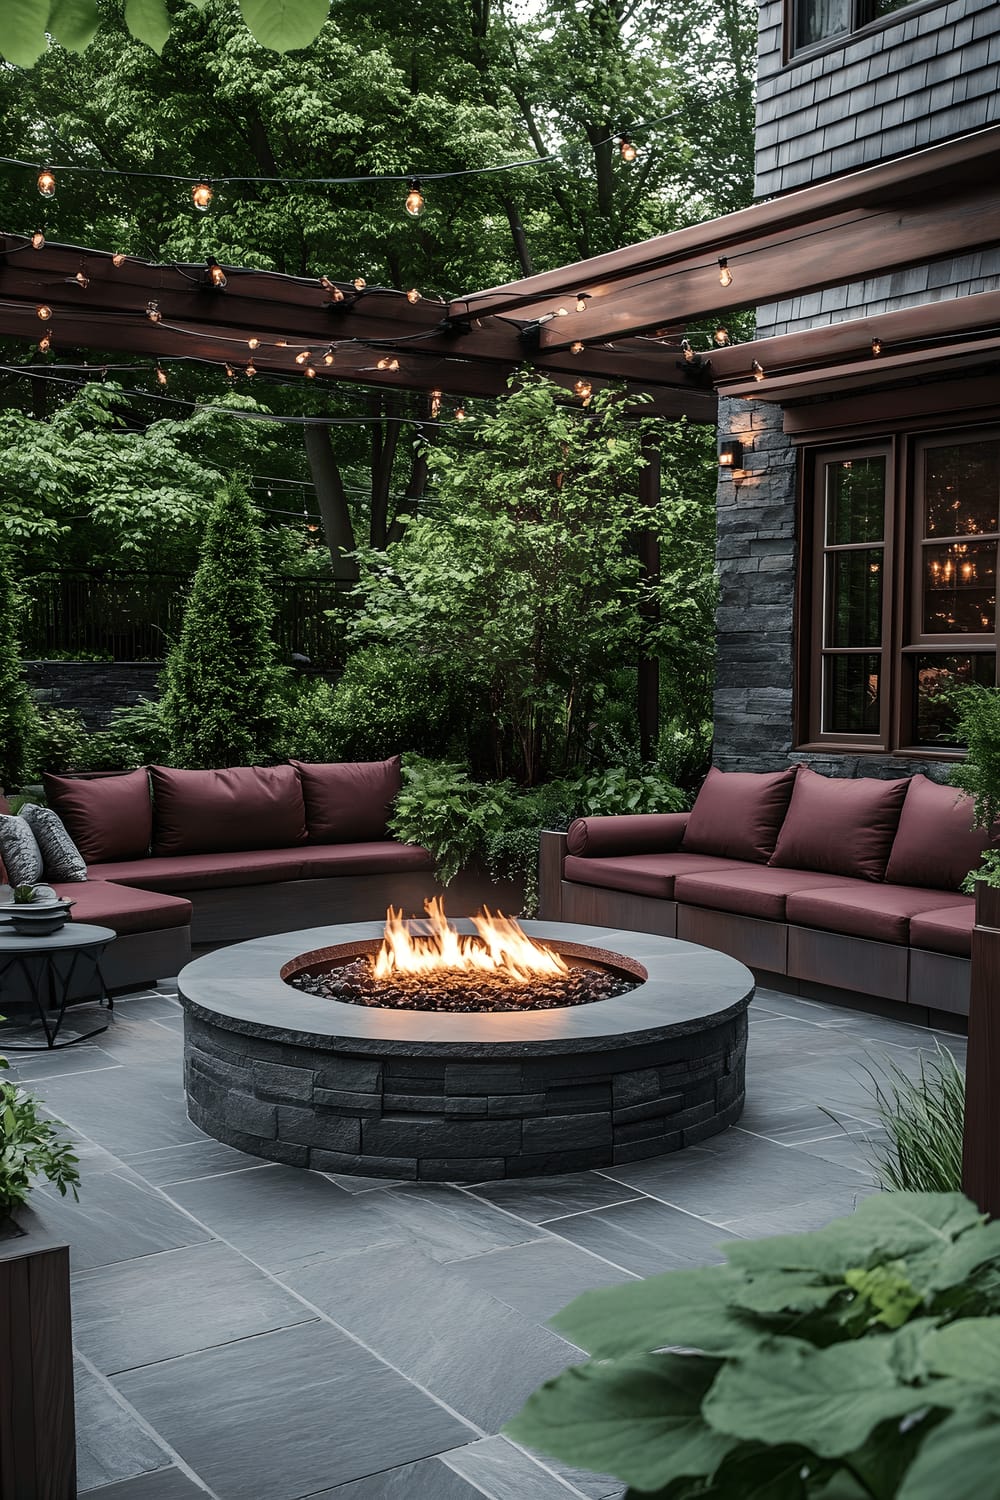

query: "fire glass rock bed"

left=178, top=920, right=754, bottom=1181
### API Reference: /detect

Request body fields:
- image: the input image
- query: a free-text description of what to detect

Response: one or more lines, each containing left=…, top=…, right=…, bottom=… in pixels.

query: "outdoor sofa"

left=539, top=766, right=989, bottom=1021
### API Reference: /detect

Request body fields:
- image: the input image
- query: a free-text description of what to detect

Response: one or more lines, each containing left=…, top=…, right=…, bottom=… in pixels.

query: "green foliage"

left=0, top=551, right=40, bottom=792
left=31, top=705, right=89, bottom=775
left=859, top=1047, right=966, bottom=1195
left=963, top=849, right=1000, bottom=894
left=389, top=757, right=514, bottom=887
left=0, top=1057, right=80, bottom=1218
left=508, top=1192, right=1000, bottom=1500
left=86, top=699, right=171, bottom=772
left=161, top=477, right=288, bottom=768
left=949, top=686, right=1000, bottom=831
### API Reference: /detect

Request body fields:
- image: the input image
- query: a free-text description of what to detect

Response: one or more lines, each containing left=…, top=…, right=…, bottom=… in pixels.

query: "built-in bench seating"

left=539, top=766, right=993, bottom=1021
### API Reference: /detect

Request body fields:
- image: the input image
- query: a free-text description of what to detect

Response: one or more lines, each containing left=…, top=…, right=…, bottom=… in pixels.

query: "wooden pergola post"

left=962, top=884, right=1000, bottom=1216
left=638, top=439, right=661, bottom=763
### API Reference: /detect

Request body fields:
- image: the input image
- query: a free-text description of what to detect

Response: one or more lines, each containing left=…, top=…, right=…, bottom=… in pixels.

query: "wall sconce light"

left=718, top=440, right=744, bottom=470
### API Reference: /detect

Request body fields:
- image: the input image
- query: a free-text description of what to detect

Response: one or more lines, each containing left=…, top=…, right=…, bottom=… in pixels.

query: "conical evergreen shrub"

left=0, top=551, right=40, bottom=791
left=161, top=477, right=286, bottom=768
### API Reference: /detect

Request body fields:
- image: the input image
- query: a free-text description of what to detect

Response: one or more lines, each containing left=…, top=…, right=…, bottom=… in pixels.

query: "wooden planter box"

left=0, top=1207, right=76, bottom=1499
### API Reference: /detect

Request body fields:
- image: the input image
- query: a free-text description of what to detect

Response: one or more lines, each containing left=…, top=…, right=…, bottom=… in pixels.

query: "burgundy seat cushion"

left=563, top=852, right=753, bottom=900
left=566, top=813, right=689, bottom=858
left=87, top=849, right=310, bottom=892
left=909, top=903, right=976, bottom=959
left=681, top=766, right=797, bottom=863
left=51, top=879, right=191, bottom=936
left=295, top=841, right=435, bottom=876
left=674, top=867, right=873, bottom=923
left=769, top=767, right=908, bottom=881
left=786, top=884, right=971, bottom=946
left=291, top=757, right=401, bottom=843
left=43, top=769, right=153, bottom=864
left=150, top=765, right=307, bottom=857
left=885, top=774, right=996, bottom=891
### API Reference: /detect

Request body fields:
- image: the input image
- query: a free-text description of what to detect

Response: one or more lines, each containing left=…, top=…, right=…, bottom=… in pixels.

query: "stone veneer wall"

left=24, top=661, right=161, bottom=730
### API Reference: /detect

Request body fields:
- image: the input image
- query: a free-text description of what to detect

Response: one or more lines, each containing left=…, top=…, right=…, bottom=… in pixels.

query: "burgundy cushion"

left=43, top=769, right=152, bottom=864
left=674, top=867, right=873, bottom=922
left=786, top=884, right=971, bottom=946
left=909, top=904, right=975, bottom=959
left=769, top=768, right=908, bottom=881
left=295, top=841, right=435, bottom=876
left=291, top=757, right=401, bottom=843
left=88, top=849, right=310, bottom=892
left=52, top=879, right=191, bottom=936
left=566, top=813, right=689, bottom=858
left=563, top=852, right=753, bottom=900
left=885, top=774, right=996, bottom=891
left=150, top=765, right=307, bottom=857
left=682, top=766, right=797, bottom=863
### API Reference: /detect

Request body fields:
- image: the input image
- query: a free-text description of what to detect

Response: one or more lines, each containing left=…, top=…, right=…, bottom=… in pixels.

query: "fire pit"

left=178, top=914, right=753, bottom=1182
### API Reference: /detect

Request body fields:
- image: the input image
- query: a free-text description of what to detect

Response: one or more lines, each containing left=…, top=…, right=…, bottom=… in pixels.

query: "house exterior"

left=714, top=0, right=1000, bottom=777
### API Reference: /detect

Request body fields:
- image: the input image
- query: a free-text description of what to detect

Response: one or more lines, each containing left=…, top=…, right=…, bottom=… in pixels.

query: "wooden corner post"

left=962, top=884, right=1000, bottom=1216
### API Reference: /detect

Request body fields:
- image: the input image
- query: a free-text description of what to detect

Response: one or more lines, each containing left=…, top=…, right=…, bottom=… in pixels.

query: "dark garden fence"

left=20, top=571, right=349, bottom=668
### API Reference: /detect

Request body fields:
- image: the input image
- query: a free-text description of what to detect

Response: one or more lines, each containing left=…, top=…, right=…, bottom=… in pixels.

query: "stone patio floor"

left=9, top=982, right=966, bottom=1500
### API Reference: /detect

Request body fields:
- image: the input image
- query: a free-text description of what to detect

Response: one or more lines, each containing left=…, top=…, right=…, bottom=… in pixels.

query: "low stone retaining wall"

left=24, top=660, right=161, bottom=729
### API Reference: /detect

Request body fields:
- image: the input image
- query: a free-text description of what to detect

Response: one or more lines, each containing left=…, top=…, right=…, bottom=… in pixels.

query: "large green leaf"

left=47, top=0, right=100, bottom=51
left=707, top=1443, right=810, bottom=1499
left=734, top=1272, right=847, bottom=1318
left=505, top=1352, right=735, bottom=1493
left=703, top=1336, right=954, bottom=1458
left=238, top=0, right=330, bottom=52
left=550, top=1267, right=758, bottom=1359
left=922, top=1318, right=1000, bottom=1385
left=0, top=0, right=49, bottom=66
left=124, top=0, right=170, bottom=53
left=924, top=1221, right=1000, bottom=1292
left=897, top=1404, right=1000, bottom=1500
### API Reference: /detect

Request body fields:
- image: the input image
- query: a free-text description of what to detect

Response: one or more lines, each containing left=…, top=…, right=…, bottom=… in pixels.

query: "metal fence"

left=20, top=571, right=349, bottom=667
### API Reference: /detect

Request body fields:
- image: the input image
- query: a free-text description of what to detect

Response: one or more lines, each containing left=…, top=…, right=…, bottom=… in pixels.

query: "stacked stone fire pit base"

left=179, top=921, right=753, bottom=1181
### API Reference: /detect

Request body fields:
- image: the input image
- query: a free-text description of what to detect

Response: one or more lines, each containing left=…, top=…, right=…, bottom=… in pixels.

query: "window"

left=791, top=0, right=916, bottom=55
left=802, top=429, right=1000, bottom=753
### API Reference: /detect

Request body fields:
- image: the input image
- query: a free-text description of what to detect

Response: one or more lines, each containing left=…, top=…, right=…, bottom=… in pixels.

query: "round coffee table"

left=0, top=924, right=116, bottom=1050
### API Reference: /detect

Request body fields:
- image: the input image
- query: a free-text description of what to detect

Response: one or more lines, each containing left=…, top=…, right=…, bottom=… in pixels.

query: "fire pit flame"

left=370, top=897, right=570, bottom=986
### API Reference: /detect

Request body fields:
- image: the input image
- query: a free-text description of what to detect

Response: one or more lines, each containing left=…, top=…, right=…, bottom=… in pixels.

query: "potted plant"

left=4, top=881, right=75, bottom=935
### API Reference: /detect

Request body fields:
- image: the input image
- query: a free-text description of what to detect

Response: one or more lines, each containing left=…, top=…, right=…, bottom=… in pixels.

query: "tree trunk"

left=303, top=427, right=359, bottom=583
left=501, top=196, right=535, bottom=276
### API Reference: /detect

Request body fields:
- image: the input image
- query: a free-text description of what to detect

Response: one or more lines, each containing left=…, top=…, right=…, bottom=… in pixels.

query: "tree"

left=160, top=476, right=287, bottom=767
left=0, top=551, right=40, bottom=792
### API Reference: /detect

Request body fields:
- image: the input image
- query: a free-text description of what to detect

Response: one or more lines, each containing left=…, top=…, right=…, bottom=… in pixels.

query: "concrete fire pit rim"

left=178, top=920, right=755, bottom=1055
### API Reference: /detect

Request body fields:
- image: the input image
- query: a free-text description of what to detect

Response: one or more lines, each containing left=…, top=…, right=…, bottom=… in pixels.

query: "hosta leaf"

left=844, top=1262, right=922, bottom=1329
left=550, top=1267, right=758, bottom=1358
left=922, top=1318, right=1000, bottom=1385
left=124, top=0, right=171, bottom=53
left=924, top=1221, right=1000, bottom=1292
left=897, top=1403, right=1000, bottom=1500
left=48, top=0, right=100, bottom=51
left=505, top=1352, right=735, bottom=1493
left=0, top=0, right=49, bottom=66
left=733, top=1272, right=847, bottom=1318
left=238, top=0, right=330, bottom=52
left=703, top=1336, right=953, bottom=1458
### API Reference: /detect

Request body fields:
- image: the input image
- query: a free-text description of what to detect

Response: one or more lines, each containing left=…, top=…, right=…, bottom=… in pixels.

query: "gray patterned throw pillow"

left=0, top=814, right=44, bottom=887
left=20, top=803, right=88, bottom=882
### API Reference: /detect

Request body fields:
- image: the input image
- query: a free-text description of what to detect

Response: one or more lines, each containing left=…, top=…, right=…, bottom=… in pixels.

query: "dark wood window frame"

left=797, top=423, right=1000, bottom=759
left=782, top=0, right=939, bottom=66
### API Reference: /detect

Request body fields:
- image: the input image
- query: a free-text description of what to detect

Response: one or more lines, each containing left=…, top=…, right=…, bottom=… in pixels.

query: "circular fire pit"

left=178, top=920, right=753, bottom=1181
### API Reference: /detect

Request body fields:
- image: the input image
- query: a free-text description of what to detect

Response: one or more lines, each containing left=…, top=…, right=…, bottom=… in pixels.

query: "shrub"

left=0, top=553, right=40, bottom=791
left=509, top=1191, right=1000, bottom=1499
left=31, top=705, right=90, bottom=775
left=389, top=757, right=513, bottom=885
left=861, top=1045, right=965, bottom=1194
left=0, top=1057, right=79, bottom=1219
left=949, top=684, right=1000, bottom=831
left=161, top=477, right=287, bottom=768
left=86, top=699, right=170, bottom=771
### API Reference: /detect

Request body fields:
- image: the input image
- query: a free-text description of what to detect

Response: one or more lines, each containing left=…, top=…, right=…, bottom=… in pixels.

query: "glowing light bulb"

left=155, top=364, right=168, bottom=386
left=323, top=350, right=335, bottom=366
left=37, top=168, right=56, bottom=198
left=112, top=252, right=126, bottom=267
left=455, top=405, right=467, bottom=420
left=225, top=364, right=235, bottom=378
left=36, top=304, right=52, bottom=320
left=556, top=306, right=569, bottom=316
left=681, top=338, right=695, bottom=364
left=323, top=278, right=345, bottom=302
left=147, top=300, right=162, bottom=323
left=75, top=268, right=89, bottom=288
left=248, top=337, right=260, bottom=350
left=430, top=390, right=442, bottom=417
left=570, top=341, right=584, bottom=355
left=192, top=180, right=213, bottom=211
left=304, top=364, right=316, bottom=378
left=207, top=257, right=227, bottom=288
left=574, top=379, right=592, bottom=402
left=38, top=331, right=51, bottom=353
left=619, top=136, right=637, bottom=163
left=575, top=293, right=589, bottom=313
left=405, top=178, right=425, bottom=217
left=871, top=336, right=882, bottom=357
left=295, top=350, right=312, bottom=365
left=406, top=287, right=420, bottom=304
left=376, top=357, right=400, bottom=372
left=751, top=359, right=765, bottom=382
left=245, top=361, right=257, bottom=377
left=718, top=256, right=733, bottom=288
left=353, top=277, right=367, bottom=291
left=714, top=325, right=730, bottom=346
left=31, top=231, right=44, bottom=250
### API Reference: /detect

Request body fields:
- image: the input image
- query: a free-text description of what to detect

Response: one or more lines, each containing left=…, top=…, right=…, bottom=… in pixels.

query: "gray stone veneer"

left=24, top=660, right=161, bottom=729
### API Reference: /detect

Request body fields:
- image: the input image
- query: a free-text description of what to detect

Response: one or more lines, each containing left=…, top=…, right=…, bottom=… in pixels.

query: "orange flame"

left=370, top=897, right=569, bottom=985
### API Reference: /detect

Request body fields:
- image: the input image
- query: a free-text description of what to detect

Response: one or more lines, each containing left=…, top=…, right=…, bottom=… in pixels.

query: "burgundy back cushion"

left=43, top=769, right=152, bottom=864
left=885, top=774, right=996, bottom=891
left=291, top=757, right=401, bottom=843
left=682, top=766, right=798, bottom=863
left=150, top=765, right=307, bottom=856
left=769, top=767, right=909, bottom=882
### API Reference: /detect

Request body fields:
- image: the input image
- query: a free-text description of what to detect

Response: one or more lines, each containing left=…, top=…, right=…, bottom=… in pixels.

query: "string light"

left=871, top=336, right=882, bottom=357
left=714, top=325, right=730, bottom=346
left=75, top=268, right=89, bottom=289
left=323, top=350, right=335, bottom=366
left=155, top=364, right=168, bottom=386
left=556, top=306, right=569, bottom=316
left=112, top=252, right=126, bottom=267
left=455, top=405, right=467, bottom=420
left=618, top=135, right=637, bottom=163
left=430, top=390, right=442, bottom=417
left=191, top=180, right=213, bottom=211
left=570, top=341, right=584, bottom=355
left=353, top=277, right=367, bottom=291
left=31, top=230, right=44, bottom=250
left=37, top=168, right=56, bottom=197
left=304, top=364, right=316, bottom=378
left=225, top=363, right=235, bottom=378
left=575, top=293, right=590, bottom=312
left=405, top=178, right=425, bottom=217
left=38, top=331, right=51, bottom=353
left=245, top=361, right=257, bottom=377
left=146, top=300, right=162, bottom=323
left=207, top=256, right=227, bottom=289
left=376, top=356, right=400, bottom=371
left=36, top=304, right=52, bottom=320
left=718, top=256, right=733, bottom=288
left=751, top=359, right=765, bottom=382
left=406, top=288, right=420, bottom=304
left=321, top=275, right=346, bottom=303
left=681, top=338, right=695, bottom=364
left=248, top=336, right=260, bottom=350
left=573, top=378, right=592, bottom=403
left=296, top=350, right=313, bottom=365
